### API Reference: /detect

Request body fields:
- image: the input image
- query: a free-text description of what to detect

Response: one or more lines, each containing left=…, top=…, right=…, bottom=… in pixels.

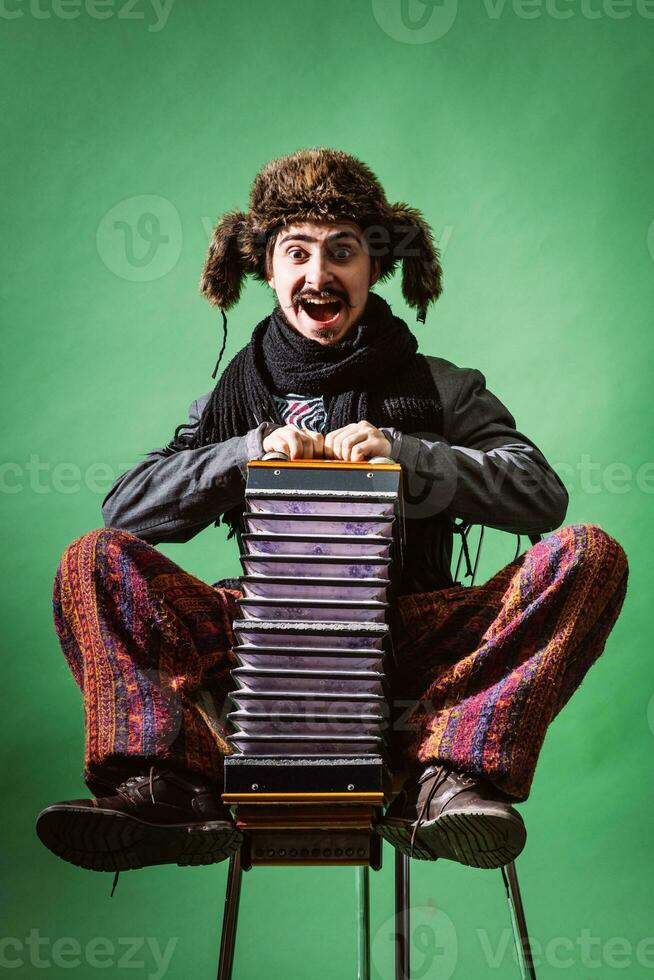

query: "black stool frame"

left=216, top=525, right=542, bottom=979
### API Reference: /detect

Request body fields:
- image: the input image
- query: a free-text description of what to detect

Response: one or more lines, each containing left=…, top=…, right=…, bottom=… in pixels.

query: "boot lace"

left=409, top=764, right=477, bottom=856
left=116, top=765, right=158, bottom=805
left=109, top=765, right=158, bottom=898
left=409, top=764, right=450, bottom=856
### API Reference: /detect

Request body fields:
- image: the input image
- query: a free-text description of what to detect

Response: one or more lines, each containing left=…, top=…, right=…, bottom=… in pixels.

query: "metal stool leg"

left=394, top=851, right=410, bottom=980
left=501, top=861, right=537, bottom=980
left=356, top=866, right=371, bottom=980
left=216, top=851, right=243, bottom=980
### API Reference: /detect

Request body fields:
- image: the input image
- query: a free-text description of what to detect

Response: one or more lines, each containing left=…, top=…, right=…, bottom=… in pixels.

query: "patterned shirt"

left=271, top=393, right=397, bottom=461
left=273, top=393, right=327, bottom=433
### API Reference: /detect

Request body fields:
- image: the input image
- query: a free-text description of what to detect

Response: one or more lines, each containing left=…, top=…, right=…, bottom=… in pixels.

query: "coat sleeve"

left=381, top=360, right=569, bottom=535
left=101, top=394, right=277, bottom=544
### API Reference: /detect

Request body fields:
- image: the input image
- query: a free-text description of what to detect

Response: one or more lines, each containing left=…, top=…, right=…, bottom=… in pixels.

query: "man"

left=37, top=148, right=628, bottom=876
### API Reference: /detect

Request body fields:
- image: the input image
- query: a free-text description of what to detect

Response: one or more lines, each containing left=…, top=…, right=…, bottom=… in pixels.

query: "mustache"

left=292, top=288, right=353, bottom=308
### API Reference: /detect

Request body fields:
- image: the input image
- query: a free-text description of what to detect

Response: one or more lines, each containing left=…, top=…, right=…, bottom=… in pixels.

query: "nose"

left=304, top=248, right=335, bottom=291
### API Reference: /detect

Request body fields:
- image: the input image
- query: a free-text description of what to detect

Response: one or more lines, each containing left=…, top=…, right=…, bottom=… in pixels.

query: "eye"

left=331, top=247, right=353, bottom=260
left=287, top=247, right=306, bottom=260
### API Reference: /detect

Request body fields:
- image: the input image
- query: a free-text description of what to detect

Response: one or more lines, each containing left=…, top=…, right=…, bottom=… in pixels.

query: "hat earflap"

left=388, top=203, right=443, bottom=322
left=200, top=209, right=249, bottom=311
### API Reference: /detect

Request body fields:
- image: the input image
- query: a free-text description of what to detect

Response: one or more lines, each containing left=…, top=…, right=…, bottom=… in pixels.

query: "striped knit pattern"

left=53, top=528, right=241, bottom=794
left=391, top=523, right=628, bottom=800
left=53, top=523, right=628, bottom=800
left=273, top=392, right=326, bottom=432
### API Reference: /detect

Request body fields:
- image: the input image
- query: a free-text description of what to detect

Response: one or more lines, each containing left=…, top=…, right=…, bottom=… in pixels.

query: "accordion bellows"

left=227, top=459, right=404, bottom=760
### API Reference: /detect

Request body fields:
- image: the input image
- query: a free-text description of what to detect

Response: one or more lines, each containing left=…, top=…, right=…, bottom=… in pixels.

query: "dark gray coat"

left=102, top=355, right=568, bottom=593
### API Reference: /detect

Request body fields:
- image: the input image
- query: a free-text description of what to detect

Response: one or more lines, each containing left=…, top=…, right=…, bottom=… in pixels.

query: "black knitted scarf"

left=184, top=291, right=443, bottom=536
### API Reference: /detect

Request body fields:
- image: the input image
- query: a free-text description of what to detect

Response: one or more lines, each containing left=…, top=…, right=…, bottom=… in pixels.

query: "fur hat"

left=199, top=147, right=443, bottom=322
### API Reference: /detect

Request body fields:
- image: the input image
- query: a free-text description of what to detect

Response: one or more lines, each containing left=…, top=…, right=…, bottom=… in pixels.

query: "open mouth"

left=298, top=295, right=345, bottom=325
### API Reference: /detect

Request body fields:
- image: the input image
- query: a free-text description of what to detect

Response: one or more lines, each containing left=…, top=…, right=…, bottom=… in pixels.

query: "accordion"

left=222, top=456, right=405, bottom=868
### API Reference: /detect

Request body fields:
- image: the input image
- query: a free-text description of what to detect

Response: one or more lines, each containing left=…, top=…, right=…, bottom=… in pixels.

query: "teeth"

left=302, top=297, right=341, bottom=305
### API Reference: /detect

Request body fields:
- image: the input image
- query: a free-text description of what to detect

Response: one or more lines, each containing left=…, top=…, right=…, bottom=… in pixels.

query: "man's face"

left=265, top=220, right=380, bottom=345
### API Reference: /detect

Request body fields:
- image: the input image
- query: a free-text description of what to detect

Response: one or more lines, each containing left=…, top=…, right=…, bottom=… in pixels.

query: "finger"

left=341, top=432, right=370, bottom=462
left=327, top=424, right=365, bottom=460
left=274, top=427, right=322, bottom=459
left=296, top=427, right=321, bottom=459
left=332, top=431, right=346, bottom=460
left=298, top=428, right=315, bottom=459
left=284, top=429, right=306, bottom=460
left=324, top=431, right=336, bottom=459
left=324, top=428, right=343, bottom=459
left=326, top=423, right=357, bottom=441
left=350, top=437, right=377, bottom=462
left=332, top=426, right=360, bottom=460
left=322, top=431, right=336, bottom=459
left=268, top=435, right=291, bottom=458
left=308, top=431, right=324, bottom=458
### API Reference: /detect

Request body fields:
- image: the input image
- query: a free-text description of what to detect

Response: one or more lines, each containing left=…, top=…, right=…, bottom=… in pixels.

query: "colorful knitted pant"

left=52, top=523, right=628, bottom=801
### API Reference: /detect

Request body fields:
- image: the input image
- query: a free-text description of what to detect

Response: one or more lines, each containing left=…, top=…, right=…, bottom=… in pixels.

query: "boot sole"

left=36, top=805, right=243, bottom=872
left=375, top=807, right=526, bottom=869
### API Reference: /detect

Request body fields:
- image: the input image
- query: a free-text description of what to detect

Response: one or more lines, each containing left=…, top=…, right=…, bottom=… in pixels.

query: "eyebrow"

left=278, top=230, right=362, bottom=247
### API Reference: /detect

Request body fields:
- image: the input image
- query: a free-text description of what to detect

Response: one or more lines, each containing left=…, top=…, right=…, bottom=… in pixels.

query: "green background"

left=1, top=1, right=652, bottom=976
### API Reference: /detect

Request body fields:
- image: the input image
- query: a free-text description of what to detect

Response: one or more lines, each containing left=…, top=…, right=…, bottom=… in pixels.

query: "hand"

left=324, top=421, right=392, bottom=462
left=262, top=424, right=325, bottom=460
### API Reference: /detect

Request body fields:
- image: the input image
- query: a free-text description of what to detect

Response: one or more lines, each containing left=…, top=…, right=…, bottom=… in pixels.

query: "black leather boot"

left=375, top=762, right=526, bottom=869
left=36, top=766, right=243, bottom=872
